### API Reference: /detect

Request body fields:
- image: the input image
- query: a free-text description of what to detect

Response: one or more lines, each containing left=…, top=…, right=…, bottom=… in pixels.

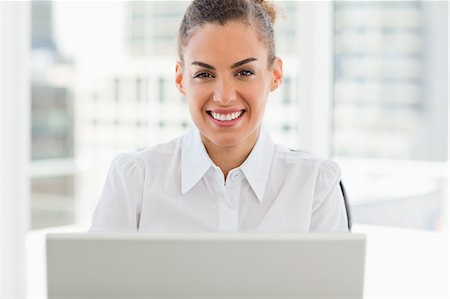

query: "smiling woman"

left=176, top=21, right=282, bottom=176
left=90, top=0, right=349, bottom=233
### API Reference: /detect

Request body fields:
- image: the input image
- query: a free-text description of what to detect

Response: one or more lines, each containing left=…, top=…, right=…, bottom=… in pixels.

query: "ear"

left=270, top=57, right=283, bottom=92
left=175, top=62, right=186, bottom=96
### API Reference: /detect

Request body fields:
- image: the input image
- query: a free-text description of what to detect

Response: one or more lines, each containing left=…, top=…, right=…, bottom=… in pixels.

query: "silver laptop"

left=46, top=233, right=366, bottom=298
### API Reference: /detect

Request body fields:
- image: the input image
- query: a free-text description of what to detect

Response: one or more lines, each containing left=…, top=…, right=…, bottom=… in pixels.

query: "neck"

left=202, top=129, right=260, bottom=180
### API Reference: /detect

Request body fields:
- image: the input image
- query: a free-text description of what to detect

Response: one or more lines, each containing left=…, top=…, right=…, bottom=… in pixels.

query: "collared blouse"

left=90, top=127, right=349, bottom=232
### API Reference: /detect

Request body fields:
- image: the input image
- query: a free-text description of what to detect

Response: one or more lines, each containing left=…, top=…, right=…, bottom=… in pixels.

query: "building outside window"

left=29, top=1, right=447, bottom=231
left=332, top=1, right=447, bottom=230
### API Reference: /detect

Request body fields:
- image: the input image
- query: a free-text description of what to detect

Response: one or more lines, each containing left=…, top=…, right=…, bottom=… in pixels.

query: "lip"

left=207, top=108, right=244, bottom=114
left=206, top=109, right=245, bottom=127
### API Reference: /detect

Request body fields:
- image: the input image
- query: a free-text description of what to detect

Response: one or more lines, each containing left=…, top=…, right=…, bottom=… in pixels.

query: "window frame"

left=1, top=1, right=30, bottom=297
left=295, top=1, right=334, bottom=158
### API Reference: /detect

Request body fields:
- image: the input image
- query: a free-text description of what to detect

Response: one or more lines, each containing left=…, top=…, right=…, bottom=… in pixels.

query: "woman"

left=90, top=0, right=349, bottom=232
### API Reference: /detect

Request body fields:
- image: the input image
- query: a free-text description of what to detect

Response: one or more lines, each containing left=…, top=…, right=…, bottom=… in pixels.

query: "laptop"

left=46, top=233, right=366, bottom=298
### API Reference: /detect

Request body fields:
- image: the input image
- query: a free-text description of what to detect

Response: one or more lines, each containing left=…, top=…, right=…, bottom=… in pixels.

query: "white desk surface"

left=352, top=224, right=448, bottom=298
left=27, top=224, right=448, bottom=298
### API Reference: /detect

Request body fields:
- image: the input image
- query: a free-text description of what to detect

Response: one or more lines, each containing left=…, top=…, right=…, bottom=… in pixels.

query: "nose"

left=212, top=78, right=237, bottom=105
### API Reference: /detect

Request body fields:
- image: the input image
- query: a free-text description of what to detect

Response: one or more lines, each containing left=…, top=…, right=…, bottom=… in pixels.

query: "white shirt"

left=90, top=127, right=349, bottom=232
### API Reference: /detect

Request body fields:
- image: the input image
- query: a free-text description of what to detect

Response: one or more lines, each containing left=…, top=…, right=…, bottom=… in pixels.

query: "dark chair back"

left=339, top=181, right=352, bottom=231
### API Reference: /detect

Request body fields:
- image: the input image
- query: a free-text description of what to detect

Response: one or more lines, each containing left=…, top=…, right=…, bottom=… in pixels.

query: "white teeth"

left=210, top=111, right=243, bottom=121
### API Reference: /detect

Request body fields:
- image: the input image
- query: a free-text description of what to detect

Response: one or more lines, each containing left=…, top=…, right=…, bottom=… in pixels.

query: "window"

left=28, top=1, right=447, bottom=231
left=332, top=1, right=448, bottom=230
left=6, top=1, right=445, bottom=297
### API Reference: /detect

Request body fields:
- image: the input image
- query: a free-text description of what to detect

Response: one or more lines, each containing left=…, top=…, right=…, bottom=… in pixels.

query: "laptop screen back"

left=46, top=233, right=366, bottom=298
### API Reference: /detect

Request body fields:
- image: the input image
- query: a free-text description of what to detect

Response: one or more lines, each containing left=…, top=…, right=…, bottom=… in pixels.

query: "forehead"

left=183, top=22, right=267, bottom=65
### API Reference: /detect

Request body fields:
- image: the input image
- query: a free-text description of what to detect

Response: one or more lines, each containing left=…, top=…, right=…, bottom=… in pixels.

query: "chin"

left=199, top=128, right=239, bottom=146
left=209, top=135, right=243, bottom=148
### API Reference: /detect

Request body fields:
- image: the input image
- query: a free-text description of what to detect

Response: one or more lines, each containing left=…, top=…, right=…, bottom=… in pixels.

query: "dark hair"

left=178, top=0, right=278, bottom=65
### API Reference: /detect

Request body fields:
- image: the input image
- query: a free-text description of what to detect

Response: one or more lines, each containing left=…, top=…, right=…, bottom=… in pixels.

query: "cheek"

left=242, top=79, right=269, bottom=107
left=186, top=87, right=208, bottom=112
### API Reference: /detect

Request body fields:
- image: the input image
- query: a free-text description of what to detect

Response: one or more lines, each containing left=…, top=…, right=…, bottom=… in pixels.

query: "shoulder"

left=273, top=144, right=341, bottom=180
left=124, top=134, right=183, bottom=161
left=110, top=134, right=184, bottom=172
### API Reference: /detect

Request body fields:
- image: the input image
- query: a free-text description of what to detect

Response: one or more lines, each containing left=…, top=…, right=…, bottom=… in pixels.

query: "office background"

left=1, top=1, right=448, bottom=298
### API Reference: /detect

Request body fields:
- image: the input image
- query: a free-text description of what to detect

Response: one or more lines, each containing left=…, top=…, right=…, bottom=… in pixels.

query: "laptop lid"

left=46, top=233, right=366, bottom=298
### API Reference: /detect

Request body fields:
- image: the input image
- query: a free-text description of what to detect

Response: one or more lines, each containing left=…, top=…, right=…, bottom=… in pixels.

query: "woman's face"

left=176, top=21, right=283, bottom=150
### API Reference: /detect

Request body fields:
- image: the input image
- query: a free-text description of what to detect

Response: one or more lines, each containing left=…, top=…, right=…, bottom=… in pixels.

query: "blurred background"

left=27, top=0, right=447, bottom=231
left=2, top=1, right=448, bottom=298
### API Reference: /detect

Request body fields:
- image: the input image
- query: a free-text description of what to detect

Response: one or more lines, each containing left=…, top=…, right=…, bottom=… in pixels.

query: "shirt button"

left=231, top=172, right=240, bottom=181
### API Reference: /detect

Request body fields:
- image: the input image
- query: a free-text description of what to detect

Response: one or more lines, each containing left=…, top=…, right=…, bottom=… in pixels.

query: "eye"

left=235, top=69, right=255, bottom=77
left=194, top=72, right=214, bottom=79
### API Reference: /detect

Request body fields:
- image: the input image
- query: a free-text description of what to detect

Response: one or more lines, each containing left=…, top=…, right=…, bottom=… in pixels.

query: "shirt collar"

left=181, top=127, right=214, bottom=194
left=181, top=126, right=275, bottom=202
left=240, top=126, right=275, bottom=203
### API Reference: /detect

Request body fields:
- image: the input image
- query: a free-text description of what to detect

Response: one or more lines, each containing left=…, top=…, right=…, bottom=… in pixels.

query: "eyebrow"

left=231, top=58, right=257, bottom=69
left=191, top=57, right=258, bottom=70
left=191, top=61, right=216, bottom=70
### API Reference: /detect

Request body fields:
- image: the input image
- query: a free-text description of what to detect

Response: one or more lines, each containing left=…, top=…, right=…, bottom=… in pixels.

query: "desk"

left=27, top=225, right=448, bottom=298
left=353, top=224, right=448, bottom=298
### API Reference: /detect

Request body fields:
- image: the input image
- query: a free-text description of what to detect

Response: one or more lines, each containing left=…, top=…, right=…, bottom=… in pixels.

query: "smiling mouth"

left=207, top=110, right=245, bottom=122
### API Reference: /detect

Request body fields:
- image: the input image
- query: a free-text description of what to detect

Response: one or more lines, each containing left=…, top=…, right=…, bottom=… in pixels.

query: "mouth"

left=206, top=109, right=246, bottom=126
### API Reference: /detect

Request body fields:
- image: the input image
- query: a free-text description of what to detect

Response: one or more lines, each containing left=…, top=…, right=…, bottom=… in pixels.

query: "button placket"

left=231, top=172, right=240, bottom=181
left=217, top=170, right=242, bottom=231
